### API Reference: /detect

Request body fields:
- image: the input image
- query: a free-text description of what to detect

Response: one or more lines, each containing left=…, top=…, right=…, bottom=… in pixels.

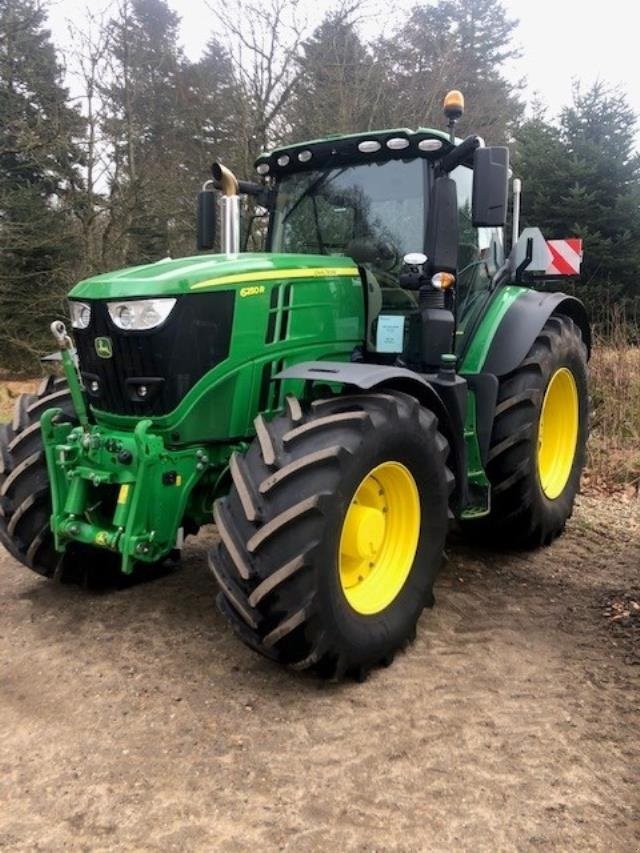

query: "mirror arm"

left=514, top=237, right=534, bottom=283
left=211, top=177, right=274, bottom=208
left=438, top=135, right=482, bottom=174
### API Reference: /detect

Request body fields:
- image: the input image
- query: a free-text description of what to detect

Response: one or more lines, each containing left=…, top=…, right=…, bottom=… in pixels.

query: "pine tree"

left=0, top=0, right=84, bottom=371
left=514, top=83, right=640, bottom=320
left=380, top=0, right=523, bottom=142
left=173, top=37, right=245, bottom=255
left=287, top=12, right=389, bottom=140
left=560, top=83, right=640, bottom=315
left=511, top=104, right=570, bottom=235
left=101, top=0, right=188, bottom=265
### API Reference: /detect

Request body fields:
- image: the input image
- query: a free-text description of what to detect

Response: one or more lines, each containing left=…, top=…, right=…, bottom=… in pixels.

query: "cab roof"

left=254, top=127, right=467, bottom=179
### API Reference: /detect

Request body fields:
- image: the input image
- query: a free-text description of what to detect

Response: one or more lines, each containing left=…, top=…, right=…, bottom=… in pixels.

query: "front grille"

left=73, top=292, right=234, bottom=416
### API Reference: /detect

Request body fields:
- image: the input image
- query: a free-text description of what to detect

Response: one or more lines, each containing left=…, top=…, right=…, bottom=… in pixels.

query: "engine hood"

left=70, top=253, right=359, bottom=300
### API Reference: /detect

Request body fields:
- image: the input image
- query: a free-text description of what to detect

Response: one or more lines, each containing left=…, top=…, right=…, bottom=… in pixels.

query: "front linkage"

left=42, top=323, right=227, bottom=574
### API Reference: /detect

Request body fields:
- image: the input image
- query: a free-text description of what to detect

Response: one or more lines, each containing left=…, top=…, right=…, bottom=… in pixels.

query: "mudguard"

left=276, top=361, right=468, bottom=510
left=482, top=291, right=591, bottom=376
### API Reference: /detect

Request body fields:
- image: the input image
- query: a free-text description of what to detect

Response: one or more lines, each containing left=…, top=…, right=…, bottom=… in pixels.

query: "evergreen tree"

left=511, top=103, right=571, bottom=235
left=380, top=0, right=523, bottom=142
left=101, top=0, right=188, bottom=265
left=561, top=83, right=640, bottom=315
left=174, top=37, right=245, bottom=255
left=514, top=83, right=640, bottom=320
left=0, top=0, right=84, bottom=371
left=287, top=12, right=389, bottom=139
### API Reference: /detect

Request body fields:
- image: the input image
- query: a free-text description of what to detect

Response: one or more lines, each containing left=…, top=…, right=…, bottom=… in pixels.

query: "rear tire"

left=464, top=314, right=588, bottom=548
left=209, top=391, right=453, bottom=679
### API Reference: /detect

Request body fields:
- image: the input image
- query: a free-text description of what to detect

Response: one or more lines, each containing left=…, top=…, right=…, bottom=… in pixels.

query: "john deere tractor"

left=0, top=92, right=589, bottom=679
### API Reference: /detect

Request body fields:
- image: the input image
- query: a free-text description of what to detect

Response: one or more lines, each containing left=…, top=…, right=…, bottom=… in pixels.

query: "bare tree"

left=205, top=0, right=312, bottom=172
left=66, top=6, right=113, bottom=274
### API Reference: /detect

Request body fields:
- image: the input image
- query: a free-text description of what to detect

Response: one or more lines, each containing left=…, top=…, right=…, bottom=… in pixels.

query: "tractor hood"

left=70, top=253, right=360, bottom=300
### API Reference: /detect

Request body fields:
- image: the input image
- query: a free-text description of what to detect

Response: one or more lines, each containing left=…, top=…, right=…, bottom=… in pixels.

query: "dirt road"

left=1, top=494, right=638, bottom=851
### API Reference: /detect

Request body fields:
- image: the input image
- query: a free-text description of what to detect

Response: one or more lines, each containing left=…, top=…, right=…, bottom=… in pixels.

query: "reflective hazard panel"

left=546, top=239, right=583, bottom=276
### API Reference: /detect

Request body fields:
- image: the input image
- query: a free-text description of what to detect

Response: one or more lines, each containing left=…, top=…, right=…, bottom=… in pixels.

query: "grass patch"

left=587, top=342, right=640, bottom=493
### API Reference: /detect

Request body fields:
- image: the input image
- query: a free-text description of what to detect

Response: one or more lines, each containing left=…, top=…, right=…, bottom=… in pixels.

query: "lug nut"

left=89, top=380, right=99, bottom=393
left=138, top=385, right=148, bottom=398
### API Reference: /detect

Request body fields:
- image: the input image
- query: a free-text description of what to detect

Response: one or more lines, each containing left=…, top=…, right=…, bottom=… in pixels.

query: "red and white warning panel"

left=545, top=239, right=583, bottom=276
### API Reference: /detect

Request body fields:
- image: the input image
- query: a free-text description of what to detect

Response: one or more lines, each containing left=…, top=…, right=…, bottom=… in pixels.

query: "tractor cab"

left=198, top=96, right=509, bottom=372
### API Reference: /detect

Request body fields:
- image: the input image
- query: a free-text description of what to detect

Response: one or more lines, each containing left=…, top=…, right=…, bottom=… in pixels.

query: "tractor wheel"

left=209, top=391, right=453, bottom=679
left=0, top=376, right=75, bottom=577
left=467, top=314, right=588, bottom=548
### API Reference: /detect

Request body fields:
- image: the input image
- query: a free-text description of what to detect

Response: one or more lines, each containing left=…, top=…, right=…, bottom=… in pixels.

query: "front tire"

left=0, top=377, right=74, bottom=576
left=209, top=392, right=453, bottom=679
left=465, top=314, right=588, bottom=548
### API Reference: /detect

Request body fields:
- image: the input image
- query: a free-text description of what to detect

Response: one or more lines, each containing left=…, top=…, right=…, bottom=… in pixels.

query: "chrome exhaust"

left=212, top=162, right=240, bottom=258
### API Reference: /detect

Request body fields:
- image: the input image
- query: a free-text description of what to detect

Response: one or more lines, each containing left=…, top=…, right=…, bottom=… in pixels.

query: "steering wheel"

left=374, top=240, right=400, bottom=273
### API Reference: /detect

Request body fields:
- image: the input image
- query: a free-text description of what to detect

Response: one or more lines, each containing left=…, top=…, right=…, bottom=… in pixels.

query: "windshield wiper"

left=280, top=168, right=346, bottom=226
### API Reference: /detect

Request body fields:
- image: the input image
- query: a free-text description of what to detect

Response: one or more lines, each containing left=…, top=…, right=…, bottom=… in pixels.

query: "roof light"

left=443, top=89, right=465, bottom=120
left=277, top=154, right=290, bottom=167
left=298, top=150, right=312, bottom=163
left=387, top=137, right=410, bottom=150
left=418, top=139, right=443, bottom=152
left=358, top=140, right=381, bottom=153
left=256, top=163, right=269, bottom=175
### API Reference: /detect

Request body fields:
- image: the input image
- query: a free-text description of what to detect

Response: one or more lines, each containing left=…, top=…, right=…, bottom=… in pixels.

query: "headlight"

left=107, top=298, right=176, bottom=331
left=69, top=301, right=91, bottom=329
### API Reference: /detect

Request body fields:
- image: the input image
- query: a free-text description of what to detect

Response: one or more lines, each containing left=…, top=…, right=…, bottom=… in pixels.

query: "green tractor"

left=0, top=92, right=589, bottom=679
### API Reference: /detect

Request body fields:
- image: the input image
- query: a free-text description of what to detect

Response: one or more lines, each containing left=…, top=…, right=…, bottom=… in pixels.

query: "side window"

left=450, top=165, right=504, bottom=348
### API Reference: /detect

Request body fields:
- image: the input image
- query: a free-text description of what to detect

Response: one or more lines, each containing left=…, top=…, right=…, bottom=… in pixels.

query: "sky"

left=45, top=0, right=640, bottom=143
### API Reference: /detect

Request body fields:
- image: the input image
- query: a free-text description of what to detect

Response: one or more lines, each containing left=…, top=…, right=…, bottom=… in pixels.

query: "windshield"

left=270, top=159, right=426, bottom=282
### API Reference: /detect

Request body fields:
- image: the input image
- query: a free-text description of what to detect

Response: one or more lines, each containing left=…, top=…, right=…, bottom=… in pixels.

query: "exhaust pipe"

left=512, top=178, right=522, bottom=249
left=212, top=161, right=240, bottom=258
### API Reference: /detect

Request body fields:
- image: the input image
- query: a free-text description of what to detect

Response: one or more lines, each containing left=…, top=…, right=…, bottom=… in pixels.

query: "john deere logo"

left=95, top=336, right=113, bottom=359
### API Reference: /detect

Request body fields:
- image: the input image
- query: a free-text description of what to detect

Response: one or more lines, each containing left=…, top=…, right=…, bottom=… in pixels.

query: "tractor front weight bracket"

left=40, top=408, right=211, bottom=574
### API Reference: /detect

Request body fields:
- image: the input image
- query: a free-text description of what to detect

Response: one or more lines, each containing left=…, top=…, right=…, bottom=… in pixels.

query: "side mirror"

left=426, top=176, right=458, bottom=274
left=197, top=187, right=216, bottom=251
left=472, top=147, right=509, bottom=227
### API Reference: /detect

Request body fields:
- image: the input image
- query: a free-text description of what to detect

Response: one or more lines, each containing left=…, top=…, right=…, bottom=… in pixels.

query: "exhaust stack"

left=212, top=161, right=240, bottom=258
left=512, top=178, right=522, bottom=249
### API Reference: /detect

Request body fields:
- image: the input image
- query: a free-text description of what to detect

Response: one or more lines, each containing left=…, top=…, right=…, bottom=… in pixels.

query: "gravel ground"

left=1, top=494, right=638, bottom=851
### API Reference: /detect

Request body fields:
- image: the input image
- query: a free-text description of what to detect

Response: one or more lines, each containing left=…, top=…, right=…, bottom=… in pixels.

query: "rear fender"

left=482, top=291, right=591, bottom=377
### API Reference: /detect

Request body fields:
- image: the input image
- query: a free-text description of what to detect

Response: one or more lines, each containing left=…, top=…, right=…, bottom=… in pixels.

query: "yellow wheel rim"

left=537, top=367, right=579, bottom=500
left=338, top=461, right=421, bottom=615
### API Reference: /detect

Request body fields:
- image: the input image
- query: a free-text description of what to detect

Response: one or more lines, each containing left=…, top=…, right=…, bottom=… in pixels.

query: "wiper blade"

left=281, top=168, right=346, bottom=225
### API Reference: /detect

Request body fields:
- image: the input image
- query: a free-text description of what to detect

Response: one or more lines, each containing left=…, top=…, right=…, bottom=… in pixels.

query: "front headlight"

left=69, top=301, right=91, bottom=329
left=107, top=298, right=176, bottom=331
